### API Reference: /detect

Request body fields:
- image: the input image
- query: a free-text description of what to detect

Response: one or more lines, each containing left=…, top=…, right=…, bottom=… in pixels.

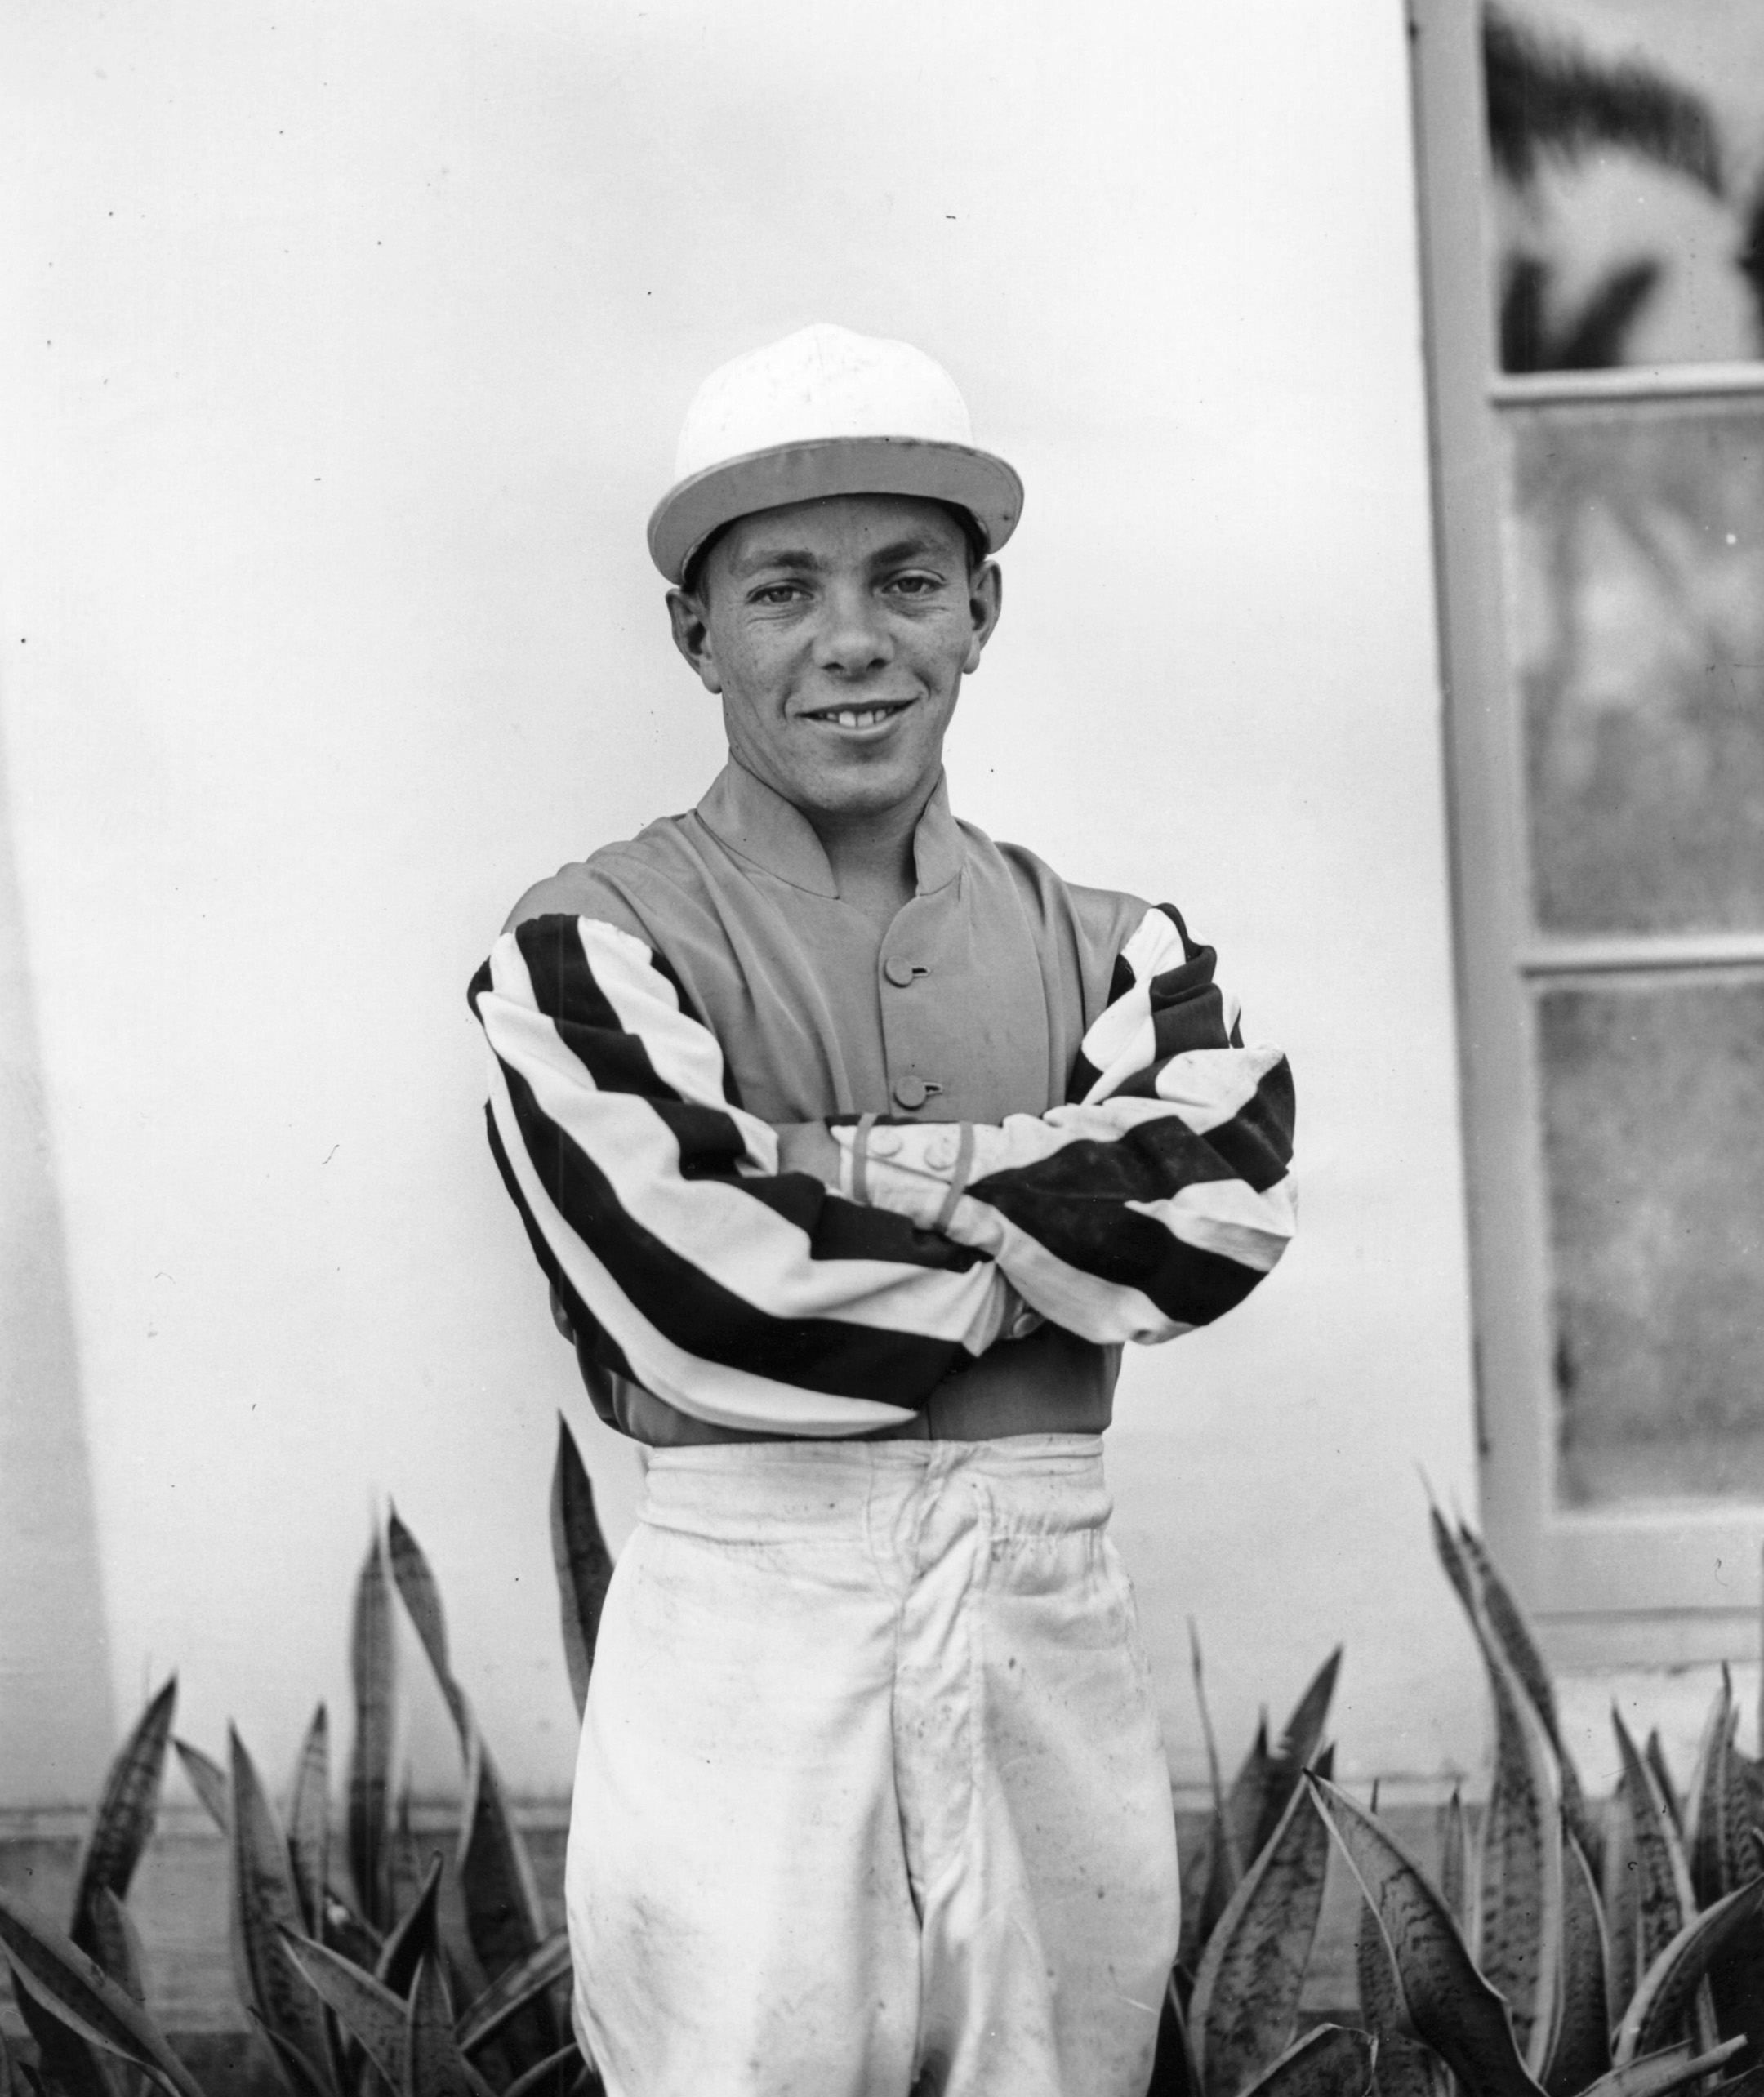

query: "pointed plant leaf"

left=1684, top=1680, right=1734, bottom=1909
left=14, top=1987, right=115, bottom=2097
left=1464, top=1582, right=1563, bottom=2073
left=172, top=1743, right=229, bottom=1837
left=1236, top=2024, right=1374, bottom=2097
left=1437, top=1788, right=1472, bottom=1942
left=1256, top=1650, right=1341, bottom=1858
left=455, top=1931, right=572, bottom=2055
left=402, top=1956, right=491, bottom=2097
left=1456, top=1528, right=1601, bottom=1880
left=85, top=1891, right=146, bottom=2013
left=87, top=1892, right=151, bottom=2097
left=252, top=2022, right=335, bottom=2097
left=1605, top=1779, right=1642, bottom=2019
left=1432, top=1498, right=1566, bottom=2060
left=381, top=1516, right=552, bottom=2037
left=1307, top=1775, right=1545, bottom=2097
left=1272, top=1650, right=1343, bottom=1781
left=1190, top=1758, right=1333, bottom=2097
left=459, top=1745, right=551, bottom=1997
left=1614, top=1712, right=1695, bottom=1983
left=385, top=1511, right=470, bottom=1745
left=1579, top=2038, right=1744, bottom=2097
left=227, top=1730, right=335, bottom=2095
left=1682, top=1685, right=1764, bottom=2065
left=0, top=1888, right=207, bottom=2097
left=1616, top=1877, right=1764, bottom=2063
left=550, top=1418, right=615, bottom=1721
left=1645, top=1732, right=1685, bottom=1842
left=1357, top=1896, right=1452, bottom=2097
left=69, top=1681, right=176, bottom=1961
left=502, top=2046, right=585, bottom=2097
left=1546, top=1830, right=1610, bottom=2096
left=1223, top=1717, right=1272, bottom=1893
left=284, top=1707, right=329, bottom=1943
left=375, top=1852, right=443, bottom=2001
left=349, top=1533, right=395, bottom=1932
left=1178, top=1815, right=1227, bottom=1979
left=1147, top=1969, right=1201, bottom=2097
left=280, top=1934, right=407, bottom=2091
left=1429, top=1506, right=1479, bottom=1621
left=1181, top=1623, right=1243, bottom=1968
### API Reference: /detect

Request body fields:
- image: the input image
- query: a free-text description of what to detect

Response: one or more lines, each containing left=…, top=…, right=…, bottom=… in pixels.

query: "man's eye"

left=750, top=583, right=804, bottom=605
left=888, top=572, right=941, bottom=596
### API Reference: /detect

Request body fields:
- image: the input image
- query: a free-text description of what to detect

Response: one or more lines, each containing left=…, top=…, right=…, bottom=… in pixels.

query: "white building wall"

left=0, top=0, right=1486, bottom=1806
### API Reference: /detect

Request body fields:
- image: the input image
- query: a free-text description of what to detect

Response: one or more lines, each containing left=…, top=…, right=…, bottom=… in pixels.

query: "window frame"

left=1410, top=0, right=1764, bottom=1669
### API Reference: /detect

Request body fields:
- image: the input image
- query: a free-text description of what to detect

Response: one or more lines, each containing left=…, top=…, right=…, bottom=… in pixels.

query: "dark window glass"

left=1510, top=403, right=1764, bottom=934
left=1541, top=977, right=1764, bottom=1506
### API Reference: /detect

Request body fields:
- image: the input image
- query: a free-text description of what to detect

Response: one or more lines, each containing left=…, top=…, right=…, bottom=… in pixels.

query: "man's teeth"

left=817, top=706, right=896, bottom=728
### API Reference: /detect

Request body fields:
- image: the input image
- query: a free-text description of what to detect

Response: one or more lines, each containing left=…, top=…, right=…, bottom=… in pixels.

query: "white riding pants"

left=565, top=1434, right=1180, bottom=2097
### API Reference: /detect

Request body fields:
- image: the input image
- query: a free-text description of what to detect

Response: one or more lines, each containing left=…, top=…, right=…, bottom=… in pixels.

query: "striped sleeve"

left=831, top=905, right=1295, bottom=1345
left=470, top=912, right=1016, bottom=1434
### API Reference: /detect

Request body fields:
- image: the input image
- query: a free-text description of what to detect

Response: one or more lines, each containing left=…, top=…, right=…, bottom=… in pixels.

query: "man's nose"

left=813, top=581, right=893, bottom=675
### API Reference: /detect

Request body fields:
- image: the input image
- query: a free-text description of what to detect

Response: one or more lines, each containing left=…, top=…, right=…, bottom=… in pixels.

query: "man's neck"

left=807, top=790, right=929, bottom=930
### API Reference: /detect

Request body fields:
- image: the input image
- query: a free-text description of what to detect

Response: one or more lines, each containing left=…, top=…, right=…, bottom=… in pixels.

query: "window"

left=1411, top=0, right=1764, bottom=1665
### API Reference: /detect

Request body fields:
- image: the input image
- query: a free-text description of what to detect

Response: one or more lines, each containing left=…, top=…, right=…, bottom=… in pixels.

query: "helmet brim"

left=647, top=435, right=1023, bottom=585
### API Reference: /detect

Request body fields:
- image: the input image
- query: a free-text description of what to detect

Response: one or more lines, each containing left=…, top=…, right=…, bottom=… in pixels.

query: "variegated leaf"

left=1613, top=1713, right=1695, bottom=1983
left=550, top=1418, right=614, bottom=1721
left=228, top=1730, right=334, bottom=2095
left=1615, top=1878, right=1764, bottom=2063
left=1236, top=2024, right=1374, bottom=2097
left=284, top=1707, right=329, bottom=1943
left=0, top=1888, right=206, bottom=2097
left=1190, top=1768, right=1332, bottom=2097
left=348, top=1534, right=395, bottom=1933
left=1307, top=1776, right=1544, bottom=2097
left=1545, top=1830, right=1610, bottom=2096
left=69, top=1681, right=176, bottom=1962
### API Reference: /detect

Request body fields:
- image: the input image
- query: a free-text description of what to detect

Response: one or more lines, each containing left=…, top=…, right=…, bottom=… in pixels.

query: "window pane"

left=1485, top=0, right=1764, bottom=370
left=1509, top=402, right=1764, bottom=935
left=1541, top=977, right=1764, bottom=1507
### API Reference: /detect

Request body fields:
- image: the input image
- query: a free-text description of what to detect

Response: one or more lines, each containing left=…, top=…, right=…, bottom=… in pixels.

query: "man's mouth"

left=800, top=701, right=912, bottom=732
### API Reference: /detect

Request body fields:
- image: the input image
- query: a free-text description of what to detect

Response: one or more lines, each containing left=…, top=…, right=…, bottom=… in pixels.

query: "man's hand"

left=773, top=1120, right=842, bottom=1187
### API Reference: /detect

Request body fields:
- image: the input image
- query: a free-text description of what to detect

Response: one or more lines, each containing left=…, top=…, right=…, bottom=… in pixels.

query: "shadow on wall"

left=0, top=712, right=113, bottom=1803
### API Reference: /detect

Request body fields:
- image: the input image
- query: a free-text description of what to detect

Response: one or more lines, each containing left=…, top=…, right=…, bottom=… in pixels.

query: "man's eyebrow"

left=864, top=536, right=954, bottom=568
left=728, top=535, right=957, bottom=579
left=728, top=546, right=826, bottom=576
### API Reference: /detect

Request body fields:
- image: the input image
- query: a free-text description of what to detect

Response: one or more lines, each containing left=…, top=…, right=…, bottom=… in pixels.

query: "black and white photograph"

left=5, top=4, right=1764, bottom=2092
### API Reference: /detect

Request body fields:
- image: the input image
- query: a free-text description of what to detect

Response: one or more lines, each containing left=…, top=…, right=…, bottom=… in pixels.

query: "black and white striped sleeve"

left=470, top=912, right=1016, bottom=1434
left=831, top=905, right=1295, bottom=1345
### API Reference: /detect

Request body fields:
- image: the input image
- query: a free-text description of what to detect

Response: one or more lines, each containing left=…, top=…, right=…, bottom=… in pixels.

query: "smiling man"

left=470, top=325, right=1297, bottom=2097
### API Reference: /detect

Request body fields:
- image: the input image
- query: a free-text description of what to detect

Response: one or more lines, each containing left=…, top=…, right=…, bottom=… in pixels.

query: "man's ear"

left=667, top=587, right=723, bottom=693
left=964, top=559, right=1003, bottom=675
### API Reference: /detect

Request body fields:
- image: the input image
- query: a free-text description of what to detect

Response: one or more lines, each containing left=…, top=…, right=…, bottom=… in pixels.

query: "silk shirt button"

left=884, top=956, right=916, bottom=987
left=893, top=1075, right=930, bottom=1110
left=868, top=1128, right=902, bottom=1159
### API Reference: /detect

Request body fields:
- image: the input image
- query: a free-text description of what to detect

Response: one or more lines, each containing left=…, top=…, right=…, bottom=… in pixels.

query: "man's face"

left=667, top=494, right=1001, bottom=828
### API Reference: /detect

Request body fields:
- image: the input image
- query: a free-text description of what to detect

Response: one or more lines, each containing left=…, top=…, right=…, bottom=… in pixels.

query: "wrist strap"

left=931, top=1121, right=974, bottom=1235
left=851, top=1112, right=878, bottom=1206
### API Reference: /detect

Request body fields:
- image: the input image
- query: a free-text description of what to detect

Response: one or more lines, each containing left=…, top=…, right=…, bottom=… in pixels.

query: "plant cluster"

left=1149, top=1510, right=1764, bottom=2097
left=0, top=1418, right=613, bottom=2097
left=4, top=1438, right=1764, bottom=2097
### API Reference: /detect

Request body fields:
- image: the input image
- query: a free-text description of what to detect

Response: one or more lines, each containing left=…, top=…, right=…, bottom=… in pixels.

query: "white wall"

left=0, top=0, right=1486, bottom=1807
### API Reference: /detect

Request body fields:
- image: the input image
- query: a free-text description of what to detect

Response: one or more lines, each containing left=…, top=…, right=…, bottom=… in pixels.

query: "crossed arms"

left=469, top=903, right=1296, bottom=1436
